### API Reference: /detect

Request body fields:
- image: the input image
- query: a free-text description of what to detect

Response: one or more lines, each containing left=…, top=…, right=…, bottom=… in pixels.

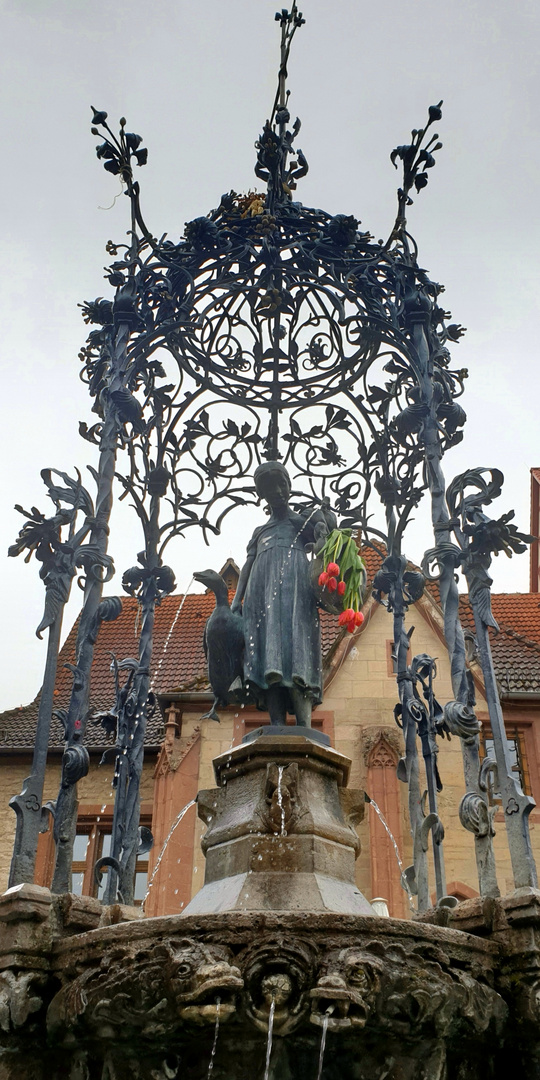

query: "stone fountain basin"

left=42, top=909, right=506, bottom=1078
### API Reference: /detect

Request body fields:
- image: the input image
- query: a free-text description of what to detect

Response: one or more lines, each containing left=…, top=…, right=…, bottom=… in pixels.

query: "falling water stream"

left=276, top=765, right=286, bottom=835
left=316, top=1012, right=331, bottom=1080
left=263, top=999, right=276, bottom=1080
left=206, top=998, right=221, bottom=1078
left=367, top=796, right=416, bottom=913
left=141, top=798, right=197, bottom=911
left=150, top=576, right=194, bottom=691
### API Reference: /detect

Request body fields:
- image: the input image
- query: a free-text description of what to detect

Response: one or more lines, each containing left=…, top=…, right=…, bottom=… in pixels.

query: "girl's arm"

left=231, top=553, right=255, bottom=613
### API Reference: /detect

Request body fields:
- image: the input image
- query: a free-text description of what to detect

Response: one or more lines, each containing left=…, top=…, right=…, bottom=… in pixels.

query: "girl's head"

left=254, top=461, right=291, bottom=508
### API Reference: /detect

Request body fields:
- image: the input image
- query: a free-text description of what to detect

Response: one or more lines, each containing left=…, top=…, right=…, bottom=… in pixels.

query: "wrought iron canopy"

left=80, top=6, right=466, bottom=546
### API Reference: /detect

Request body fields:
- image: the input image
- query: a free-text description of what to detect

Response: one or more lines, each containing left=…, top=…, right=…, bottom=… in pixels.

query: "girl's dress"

left=242, top=510, right=322, bottom=711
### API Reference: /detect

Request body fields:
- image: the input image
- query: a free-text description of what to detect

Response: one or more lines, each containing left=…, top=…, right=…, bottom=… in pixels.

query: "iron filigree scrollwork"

left=7, top=469, right=111, bottom=888
left=442, top=467, right=537, bottom=890
left=392, top=651, right=449, bottom=908
left=94, top=408, right=178, bottom=903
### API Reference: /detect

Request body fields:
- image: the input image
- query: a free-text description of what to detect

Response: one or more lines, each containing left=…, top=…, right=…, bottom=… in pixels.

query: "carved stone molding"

left=0, top=969, right=47, bottom=1032
left=0, top=902, right=525, bottom=1080
left=44, top=912, right=506, bottom=1048
left=154, top=726, right=201, bottom=781
left=47, top=937, right=243, bottom=1040
left=362, top=727, right=403, bottom=767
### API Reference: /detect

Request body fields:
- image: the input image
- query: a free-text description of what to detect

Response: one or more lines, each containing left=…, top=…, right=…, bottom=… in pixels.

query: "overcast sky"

left=1, top=0, right=539, bottom=711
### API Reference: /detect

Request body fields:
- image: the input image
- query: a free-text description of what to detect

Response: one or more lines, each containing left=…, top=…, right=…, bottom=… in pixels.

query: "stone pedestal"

left=182, top=730, right=374, bottom=915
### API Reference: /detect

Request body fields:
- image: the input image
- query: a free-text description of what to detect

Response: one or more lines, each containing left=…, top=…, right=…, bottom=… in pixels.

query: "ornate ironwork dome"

left=81, top=19, right=466, bottom=541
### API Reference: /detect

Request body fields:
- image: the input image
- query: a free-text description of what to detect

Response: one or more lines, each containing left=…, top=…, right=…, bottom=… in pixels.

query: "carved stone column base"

left=182, top=733, right=373, bottom=915
left=183, top=868, right=371, bottom=915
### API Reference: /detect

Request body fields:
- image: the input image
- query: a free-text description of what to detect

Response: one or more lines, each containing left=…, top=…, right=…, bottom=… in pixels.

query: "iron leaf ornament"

left=7, top=469, right=112, bottom=888
left=426, top=468, right=537, bottom=891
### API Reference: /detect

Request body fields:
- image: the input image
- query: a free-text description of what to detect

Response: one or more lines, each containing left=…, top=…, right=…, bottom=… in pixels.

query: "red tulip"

left=347, top=622, right=355, bottom=633
left=355, top=611, right=365, bottom=626
left=326, top=562, right=340, bottom=576
left=344, top=608, right=355, bottom=623
left=318, top=571, right=329, bottom=587
left=337, top=580, right=346, bottom=595
left=338, top=611, right=348, bottom=626
left=327, top=576, right=337, bottom=592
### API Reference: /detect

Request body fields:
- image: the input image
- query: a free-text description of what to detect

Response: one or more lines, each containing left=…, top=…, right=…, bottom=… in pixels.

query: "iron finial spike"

left=270, top=3, right=305, bottom=129
left=255, top=5, right=308, bottom=209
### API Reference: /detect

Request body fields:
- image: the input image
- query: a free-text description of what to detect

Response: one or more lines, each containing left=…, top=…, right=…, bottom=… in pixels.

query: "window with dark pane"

left=71, top=831, right=91, bottom=896
left=68, top=811, right=152, bottom=902
left=481, top=726, right=529, bottom=799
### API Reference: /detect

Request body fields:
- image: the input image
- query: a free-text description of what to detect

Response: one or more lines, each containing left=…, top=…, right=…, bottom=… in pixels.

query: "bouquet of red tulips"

left=317, top=529, right=366, bottom=633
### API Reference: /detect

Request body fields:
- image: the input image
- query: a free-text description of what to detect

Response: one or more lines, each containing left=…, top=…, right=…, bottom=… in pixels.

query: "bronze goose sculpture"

left=194, top=569, right=245, bottom=722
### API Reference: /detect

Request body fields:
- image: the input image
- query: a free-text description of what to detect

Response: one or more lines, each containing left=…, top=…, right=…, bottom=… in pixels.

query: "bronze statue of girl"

left=231, top=461, right=335, bottom=727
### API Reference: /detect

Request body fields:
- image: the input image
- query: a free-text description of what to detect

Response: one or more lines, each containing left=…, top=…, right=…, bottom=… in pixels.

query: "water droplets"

left=207, top=998, right=221, bottom=1078
left=141, top=798, right=196, bottom=912
left=368, top=797, right=415, bottom=913
left=150, top=576, right=195, bottom=691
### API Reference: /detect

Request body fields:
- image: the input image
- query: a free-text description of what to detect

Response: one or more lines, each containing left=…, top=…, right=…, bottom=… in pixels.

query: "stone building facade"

left=1, top=550, right=540, bottom=918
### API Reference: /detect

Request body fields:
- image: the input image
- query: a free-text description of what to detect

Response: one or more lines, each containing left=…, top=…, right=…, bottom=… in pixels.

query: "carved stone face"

left=167, top=940, right=243, bottom=1026
left=247, top=966, right=303, bottom=1035
left=310, top=949, right=381, bottom=1031
left=262, top=762, right=299, bottom=834
left=48, top=939, right=243, bottom=1040
left=261, top=972, right=293, bottom=1007
left=242, top=937, right=315, bottom=1037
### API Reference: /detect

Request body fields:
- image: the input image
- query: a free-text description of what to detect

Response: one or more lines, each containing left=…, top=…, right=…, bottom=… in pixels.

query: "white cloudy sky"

left=1, top=0, right=539, bottom=711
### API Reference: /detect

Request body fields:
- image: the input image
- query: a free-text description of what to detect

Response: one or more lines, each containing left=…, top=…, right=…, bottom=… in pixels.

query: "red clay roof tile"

left=459, top=593, right=540, bottom=645
left=3, top=546, right=539, bottom=750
